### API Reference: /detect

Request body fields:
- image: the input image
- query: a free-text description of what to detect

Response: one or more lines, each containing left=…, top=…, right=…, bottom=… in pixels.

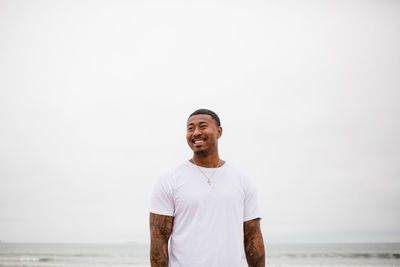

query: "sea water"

left=0, top=242, right=399, bottom=266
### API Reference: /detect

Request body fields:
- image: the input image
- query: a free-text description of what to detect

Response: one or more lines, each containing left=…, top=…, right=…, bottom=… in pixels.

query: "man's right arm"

left=150, top=212, right=173, bottom=267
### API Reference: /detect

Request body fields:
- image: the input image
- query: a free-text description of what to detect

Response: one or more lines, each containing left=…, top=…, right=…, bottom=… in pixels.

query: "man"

left=150, top=109, right=265, bottom=267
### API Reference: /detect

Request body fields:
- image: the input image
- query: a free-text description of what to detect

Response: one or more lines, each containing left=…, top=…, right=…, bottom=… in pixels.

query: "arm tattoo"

left=244, top=218, right=265, bottom=267
left=150, top=213, right=173, bottom=267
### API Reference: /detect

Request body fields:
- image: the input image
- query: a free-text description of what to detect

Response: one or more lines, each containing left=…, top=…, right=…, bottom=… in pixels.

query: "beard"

left=193, top=145, right=216, bottom=157
left=194, top=149, right=209, bottom=157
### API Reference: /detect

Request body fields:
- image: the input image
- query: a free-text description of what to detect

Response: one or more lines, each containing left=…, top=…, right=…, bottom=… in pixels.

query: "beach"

left=1, top=242, right=399, bottom=266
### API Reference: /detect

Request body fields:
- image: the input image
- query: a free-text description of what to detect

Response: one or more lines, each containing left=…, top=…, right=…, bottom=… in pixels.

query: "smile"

left=192, top=137, right=207, bottom=144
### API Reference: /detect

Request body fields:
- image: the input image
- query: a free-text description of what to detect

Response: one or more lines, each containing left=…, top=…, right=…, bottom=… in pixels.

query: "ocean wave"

left=38, top=257, right=53, bottom=262
left=277, top=253, right=400, bottom=259
left=0, top=253, right=114, bottom=258
left=0, top=254, right=138, bottom=265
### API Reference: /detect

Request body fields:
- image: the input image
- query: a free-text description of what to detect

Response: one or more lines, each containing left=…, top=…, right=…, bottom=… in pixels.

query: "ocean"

left=0, top=242, right=399, bottom=266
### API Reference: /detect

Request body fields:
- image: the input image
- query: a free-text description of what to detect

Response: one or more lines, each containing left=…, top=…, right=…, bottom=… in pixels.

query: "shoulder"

left=223, top=162, right=256, bottom=190
left=156, top=161, right=192, bottom=184
left=223, top=162, right=251, bottom=180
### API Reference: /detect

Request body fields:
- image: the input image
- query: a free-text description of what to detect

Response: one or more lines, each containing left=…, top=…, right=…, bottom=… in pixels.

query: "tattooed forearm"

left=244, top=218, right=265, bottom=267
left=150, top=238, right=169, bottom=267
left=150, top=213, right=173, bottom=267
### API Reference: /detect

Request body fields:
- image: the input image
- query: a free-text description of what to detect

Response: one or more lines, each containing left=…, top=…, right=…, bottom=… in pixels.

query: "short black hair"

left=188, top=109, right=221, bottom=126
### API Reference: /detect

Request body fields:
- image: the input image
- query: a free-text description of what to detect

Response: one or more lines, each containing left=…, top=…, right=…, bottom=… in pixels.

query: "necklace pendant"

left=208, top=180, right=211, bottom=185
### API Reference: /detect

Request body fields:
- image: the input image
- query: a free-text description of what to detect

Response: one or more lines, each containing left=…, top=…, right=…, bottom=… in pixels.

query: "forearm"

left=150, top=237, right=169, bottom=267
left=149, top=213, right=173, bottom=267
left=244, top=218, right=265, bottom=267
left=244, top=234, right=265, bottom=267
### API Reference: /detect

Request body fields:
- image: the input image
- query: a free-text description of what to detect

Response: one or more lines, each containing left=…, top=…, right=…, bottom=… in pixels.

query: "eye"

left=200, top=125, right=207, bottom=128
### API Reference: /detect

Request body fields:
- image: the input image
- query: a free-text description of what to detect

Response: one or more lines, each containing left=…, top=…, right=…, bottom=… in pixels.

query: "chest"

left=173, top=171, right=244, bottom=215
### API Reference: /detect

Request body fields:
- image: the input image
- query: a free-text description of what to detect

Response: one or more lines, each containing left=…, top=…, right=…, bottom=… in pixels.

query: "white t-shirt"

left=150, top=160, right=261, bottom=267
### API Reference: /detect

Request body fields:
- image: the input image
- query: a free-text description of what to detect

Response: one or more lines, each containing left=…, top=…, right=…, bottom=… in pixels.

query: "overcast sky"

left=0, top=0, right=399, bottom=244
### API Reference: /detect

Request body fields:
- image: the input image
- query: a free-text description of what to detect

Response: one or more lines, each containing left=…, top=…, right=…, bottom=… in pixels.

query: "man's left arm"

left=244, top=218, right=265, bottom=267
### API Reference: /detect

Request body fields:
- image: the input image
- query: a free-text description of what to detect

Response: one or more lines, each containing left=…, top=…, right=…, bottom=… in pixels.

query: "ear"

left=217, top=126, right=223, bottom=139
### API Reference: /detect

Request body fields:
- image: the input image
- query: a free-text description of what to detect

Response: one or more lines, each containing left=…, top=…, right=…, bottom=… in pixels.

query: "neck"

left=192, top=152, right=220, bottom=168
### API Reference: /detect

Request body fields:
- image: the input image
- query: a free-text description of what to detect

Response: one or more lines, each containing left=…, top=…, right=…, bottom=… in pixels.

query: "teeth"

left=195, top=140, right=204, bottom=144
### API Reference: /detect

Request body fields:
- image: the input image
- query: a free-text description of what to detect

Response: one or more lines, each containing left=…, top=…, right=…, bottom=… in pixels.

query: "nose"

left=193, top=127, right=202, bottom=136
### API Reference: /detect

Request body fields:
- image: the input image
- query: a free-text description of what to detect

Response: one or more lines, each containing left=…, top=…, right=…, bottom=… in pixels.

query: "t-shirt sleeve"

left=243, top=175, right=261, bottom=222
left=149, top=173, right=174, bottom=216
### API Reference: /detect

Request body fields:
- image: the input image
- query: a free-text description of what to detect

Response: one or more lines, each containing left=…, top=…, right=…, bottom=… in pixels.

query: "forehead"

left=187, top=114, right=215, bottom=125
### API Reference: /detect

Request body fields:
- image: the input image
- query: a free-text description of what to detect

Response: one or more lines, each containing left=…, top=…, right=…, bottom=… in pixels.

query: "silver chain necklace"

left=192, top=158, right=221, bottom=185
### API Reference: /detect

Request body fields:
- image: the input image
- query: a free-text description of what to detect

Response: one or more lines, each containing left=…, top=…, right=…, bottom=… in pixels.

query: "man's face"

left=186, top=114, right=222, bottom=155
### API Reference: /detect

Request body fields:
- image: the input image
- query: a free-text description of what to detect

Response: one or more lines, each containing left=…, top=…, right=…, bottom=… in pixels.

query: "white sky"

left=0, top=0, right=399, bottom=244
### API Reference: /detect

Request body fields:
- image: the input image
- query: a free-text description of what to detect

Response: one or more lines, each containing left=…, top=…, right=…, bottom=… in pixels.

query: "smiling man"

left=150, top=109, right=265, bottom=267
